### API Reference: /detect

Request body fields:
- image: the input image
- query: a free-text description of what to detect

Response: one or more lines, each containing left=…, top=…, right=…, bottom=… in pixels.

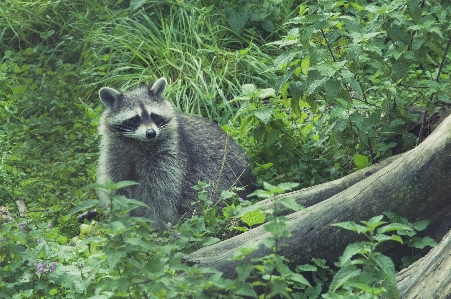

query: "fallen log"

left=185, top=111, right=451, bottom=282
left=397, top=229, right=451, bottom=298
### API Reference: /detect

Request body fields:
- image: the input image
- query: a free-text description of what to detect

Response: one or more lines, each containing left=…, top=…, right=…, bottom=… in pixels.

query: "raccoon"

left=97, top=78, right=254, bottom=228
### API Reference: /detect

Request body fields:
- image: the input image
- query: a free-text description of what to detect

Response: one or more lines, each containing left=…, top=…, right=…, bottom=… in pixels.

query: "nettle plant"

left=237, top=0, right=451, bottom=185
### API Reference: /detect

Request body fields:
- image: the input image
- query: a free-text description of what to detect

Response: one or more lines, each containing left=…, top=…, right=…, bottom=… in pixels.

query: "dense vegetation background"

left=1, top=0, right=450, bottom=298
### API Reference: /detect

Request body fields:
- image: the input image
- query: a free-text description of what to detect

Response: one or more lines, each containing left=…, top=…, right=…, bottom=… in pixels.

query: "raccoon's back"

left=176, top=114, right=254, bottom=200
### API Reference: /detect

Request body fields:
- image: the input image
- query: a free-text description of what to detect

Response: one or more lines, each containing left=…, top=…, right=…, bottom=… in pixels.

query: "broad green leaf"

left=412, top=220, right=430, bottom=231
left=241, top=209, right=266, bottom=227
left=224, top=6, right=249, bottom=34
left=329, top=264, right=361, bottom=292
left=373, top=253, right=397, bottom=285
left=412, top=236, right=437, bottom=249
left=332, top=221, right=368, bottom=234
left=288, top=272, right=311, bottom=287
left=339, top=243, right=367, bottom=266
left=353, top=154, right=369, bottom=169
left=257, top=88, right=276, bottom=100
left=362, top=215, right=386, bottom=226
left=232, top=242, right=260, bottom=261
left=279, top=197, right=306, bottom=212
left=377, top=223, right=413, bottom=234
left=254, top=108, right=273, bottom=124
left=259, top=18, right=275, bottom=33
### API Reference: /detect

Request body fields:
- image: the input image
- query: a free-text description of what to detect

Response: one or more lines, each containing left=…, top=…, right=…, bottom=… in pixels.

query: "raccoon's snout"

left=146, top=129, right=157, bottom=139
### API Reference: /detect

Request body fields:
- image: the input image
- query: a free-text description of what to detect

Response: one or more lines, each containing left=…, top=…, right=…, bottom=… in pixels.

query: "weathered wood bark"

left=185, top=112, right=451, bottom=283
left=397, top=229, right=451, bottom=298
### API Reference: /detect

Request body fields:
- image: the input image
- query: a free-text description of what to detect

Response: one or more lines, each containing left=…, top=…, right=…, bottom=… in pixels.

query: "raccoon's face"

left=99, top=78, right=176, bottom=142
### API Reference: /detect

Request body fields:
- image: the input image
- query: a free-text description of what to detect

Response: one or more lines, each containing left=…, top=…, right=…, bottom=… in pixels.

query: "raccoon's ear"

left=148, top=77, right=167, bottom=98
left=99, top=87, right=121, bottom=108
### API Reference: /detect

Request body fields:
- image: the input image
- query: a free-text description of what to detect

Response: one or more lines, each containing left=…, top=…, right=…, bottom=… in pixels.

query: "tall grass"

left=81, top=2, right=276, bottom=122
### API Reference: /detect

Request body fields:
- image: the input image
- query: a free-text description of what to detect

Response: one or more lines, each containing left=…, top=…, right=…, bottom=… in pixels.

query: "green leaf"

left=259, top=18, right=275, bottom=33
left=236, top=263, right=254, bottom=283
left=412, top=220, right=430, bottom=231
left=373, top=234, right=403, bottom=244
left=254, top=108, right=273, bottom=124
left=332, top=221, right=368, bottom=234
left=353, top=154, right=369, bottom=169
left=373, top=253, right=397, bottom=285
left=288, top=272, right=311, bottom=287
left=224, top=6, right=249, bottom=34
left=232, top=242, right=260, bottom=261
left=361, top=215, right=387, bottom=229
left=241, top=209, right=266, bottom=227
left=340, top=243, right=367, bottom=266
left=264, top=237, right=276, bottom=249
left=377, top=223, right=413, bottom=234
left=274, top=52, right=295, bottom=70
left=412, top=236, right=437, bottom=249
left=329, top=264, right=361, bottom=292
left=68, top=200, right=101, bottom=215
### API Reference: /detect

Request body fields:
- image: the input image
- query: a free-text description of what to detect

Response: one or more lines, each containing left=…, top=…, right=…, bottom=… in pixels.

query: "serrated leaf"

left=115, top=180, right=140, bottom=189
left=373, top=234, right=403, bottom=244
left=412, top=219, right=430, bottom=231
left=259, top=18, right=274, bottom=33
left=232, top=242, right=260, bottom=260
left=329, top=264, right=361, bottom=292
left=256, top=88, right=276, bottom=100
left=373, top=253, right=397, bottom=285
left=224, top=6, right=249, bottom=34
left=340, top=243, right=366, bottom=266
left=264, top=236, right=276, bottom=249
left=306, top=78, right=328, bottom=95
left=325, top=79, right=341, bottom=101
left=254, top=108, right=273, bottom=124
left=412, top=236, right=437, bottom=249
left=241, top=83, right=257, bottom=96
left=377, top=223, right=413, bottom=234
left=241, top=209, right=266, bottom=227
left=279, top=197, right=306, bottom=212
left=332, top=221, right=368, bottom=234
left=353, top=154, right=368, bottom=169
left=288, top=272, right=311, bottom=287
left=274, top=52, right=295, bottom=70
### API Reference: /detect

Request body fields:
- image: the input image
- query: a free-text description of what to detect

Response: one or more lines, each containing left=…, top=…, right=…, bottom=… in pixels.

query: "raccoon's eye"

left=121, top=115, right=140, bottom=130
left=151, top=113, right=166, bottom=127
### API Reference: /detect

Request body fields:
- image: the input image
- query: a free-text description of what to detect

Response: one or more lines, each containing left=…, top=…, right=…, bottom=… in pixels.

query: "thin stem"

left=321, top=29, right=336, bottom=62
left=429, top=35, right=451, bottom=102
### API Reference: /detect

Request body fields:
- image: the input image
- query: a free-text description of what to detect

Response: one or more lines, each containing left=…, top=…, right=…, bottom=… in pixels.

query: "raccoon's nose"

left=146, top=129, right=157, bottom=139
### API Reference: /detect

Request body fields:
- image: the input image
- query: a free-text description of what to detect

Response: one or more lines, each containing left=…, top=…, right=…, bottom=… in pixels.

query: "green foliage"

left=0, top=0, right=447, bottom=297
left=229, top=83, right=348, bottom=186
left=325, top=215, right=414, bottom=298
left=383, top=212, right=437, bottom=268
left=245, top=0, right=451, bottom=185
left=232, top=182, right=313, bottom=297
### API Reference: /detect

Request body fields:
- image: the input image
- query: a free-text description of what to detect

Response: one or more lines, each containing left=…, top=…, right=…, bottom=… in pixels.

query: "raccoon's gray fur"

left=97, top=78, right=254, bottom=228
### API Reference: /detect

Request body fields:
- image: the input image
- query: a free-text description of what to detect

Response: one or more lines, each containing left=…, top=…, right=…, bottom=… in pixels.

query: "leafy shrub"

left=246, top=0, right=451, bottom=185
